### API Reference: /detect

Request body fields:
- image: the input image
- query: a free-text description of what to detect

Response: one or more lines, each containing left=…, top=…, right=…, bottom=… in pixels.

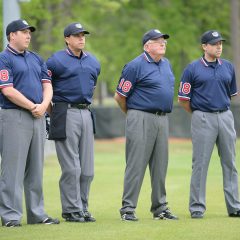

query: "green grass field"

left=0, top=138, right=240, bottom=240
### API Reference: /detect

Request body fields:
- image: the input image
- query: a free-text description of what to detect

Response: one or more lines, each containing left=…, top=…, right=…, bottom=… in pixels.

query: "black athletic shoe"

left=153, top=208, right=178, bottom=220
left=84, top=211, right=96, bottom=222
left=62, top=212, right=85, bottom=222
left=191, top=211, right=204, bottom=219
left=40, top=217, right=60, bottom=224
left=121, top=212, right=138, bottom=221
left=4, top=220, right=21, bottom=227
left=229, top=210, right=240, bottom=217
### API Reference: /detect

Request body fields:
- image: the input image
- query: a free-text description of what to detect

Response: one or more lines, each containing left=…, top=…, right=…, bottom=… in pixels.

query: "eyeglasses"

left=148, top=39, right=167, bottom=45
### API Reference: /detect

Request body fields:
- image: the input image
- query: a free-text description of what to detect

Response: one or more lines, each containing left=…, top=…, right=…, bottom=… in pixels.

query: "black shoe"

left=191, top=211, right=204, bottom=219
left=153, top=208, right=178, bottom=220
left=62, top=212, right=85, bottom=222
left=4, top=220, right=21, bottom=227
left=229, top=210, right=240, bottom=217
left=121, top=212, right=138, bottom=221
left=40, top=217, right=60, bottom=224
left=83, top=211, right=96, bottom=222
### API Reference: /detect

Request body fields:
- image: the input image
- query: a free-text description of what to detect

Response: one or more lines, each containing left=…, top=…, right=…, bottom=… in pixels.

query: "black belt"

left=53, top=103, right=90, bottom=110
left=208, top=109, right=228, bottom=113
left=68, top=103, right=90, bottom=109
left=142, top=109, right=166, bottom=116
left=2, top=107, right=30, bottom=112
left=193, top=109, right=228, bottom=113
left=210, top=109, right=228, bottom=113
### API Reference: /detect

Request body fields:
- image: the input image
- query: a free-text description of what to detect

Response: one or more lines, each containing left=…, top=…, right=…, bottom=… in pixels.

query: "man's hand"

left=31, top=103, right=48, bottom=118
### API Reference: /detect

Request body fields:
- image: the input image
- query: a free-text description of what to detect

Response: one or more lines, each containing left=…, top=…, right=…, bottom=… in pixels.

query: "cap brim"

left=20, top=26, right=36, bottom=32
left=205, top=37, right=225, bottom=44
left=67, top=29, right=90, bottom=36
left=152, top=33, right=170, bottom=40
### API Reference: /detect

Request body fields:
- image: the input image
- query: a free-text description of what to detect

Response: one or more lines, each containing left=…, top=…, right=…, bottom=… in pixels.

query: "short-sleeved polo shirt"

left=178, top=57, right=237, bottom=112
left=116, top=52, right=175, bottom=113
left=46, top=48, right=101, bottom=104
left=0, top=45, right=51, bottom=109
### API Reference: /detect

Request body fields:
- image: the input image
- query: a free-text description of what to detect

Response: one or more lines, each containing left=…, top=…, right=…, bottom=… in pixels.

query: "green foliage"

left=2, top=0, right=232, bottom=99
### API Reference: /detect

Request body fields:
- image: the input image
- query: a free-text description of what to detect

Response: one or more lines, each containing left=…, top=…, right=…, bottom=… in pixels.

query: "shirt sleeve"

left=0, top=57, right=13, bottom=89
left=178, top=65, right=193, bottom=101
left=93, top=59, right=101, bottom=88
left=230, top=64, right=238, bottom=97
left=116, top=63, right=137, bottom=97
left=41, top=61, right=52, bottom=84
left=46, top=56, right=57, bottom=81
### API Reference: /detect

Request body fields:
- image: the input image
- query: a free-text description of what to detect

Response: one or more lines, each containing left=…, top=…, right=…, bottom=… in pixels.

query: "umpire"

left=46, top=22, right=100, bottom=222
left=178, top=30, right=240, bottom=218
left=115, top=29, right=178, bottom=221
left=0, top=19, right=59, bottom=227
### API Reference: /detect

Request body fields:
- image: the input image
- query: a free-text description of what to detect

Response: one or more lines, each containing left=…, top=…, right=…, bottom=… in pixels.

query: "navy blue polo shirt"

left=46, top=48, right=101, bottom=104
left=178, top=57, right=238, bottom=112
left=116, top=52, right=175, bottom=113
left=0, top=45, right=51, bottom=109
left=0, top=93, right=2, bottom=107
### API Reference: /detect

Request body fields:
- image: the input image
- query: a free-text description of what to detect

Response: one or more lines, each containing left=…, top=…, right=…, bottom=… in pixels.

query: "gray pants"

left=0, top=109, right=48, bottom=224
left=190, top=110, right=240, bottom=214
left=120, top=110, right=169, bottom=215
left=55, top=108, right=94, bottom=214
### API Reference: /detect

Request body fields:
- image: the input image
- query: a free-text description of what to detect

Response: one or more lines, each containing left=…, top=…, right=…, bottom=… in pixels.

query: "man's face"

left=11, top=29, right=31, bottom=52
left=145, top=37, right=167, bottom=57
left=202, top=41, right=223, bottom=59
left=65, top=32, right=86, bottom=51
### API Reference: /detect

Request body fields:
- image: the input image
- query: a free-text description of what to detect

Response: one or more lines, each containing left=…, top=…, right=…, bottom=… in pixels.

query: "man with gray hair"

left=115, top=29, right=178, bottom=221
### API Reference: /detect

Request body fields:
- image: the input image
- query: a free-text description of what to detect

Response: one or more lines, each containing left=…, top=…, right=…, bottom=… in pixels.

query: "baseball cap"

left=64, top=22, right=89, bottom=37
left=142, top=29, right=169, bottom=45
left=201, top=30, right=225, bottom=44
left=6, top=19, right=35, bottom=36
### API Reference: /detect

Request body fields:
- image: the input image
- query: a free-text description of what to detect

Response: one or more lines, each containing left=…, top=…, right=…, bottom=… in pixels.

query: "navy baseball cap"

left=6, top=19, right=35, bottom=36
left=142, top=29, right=169, bottom=45
left=64, top=22, right=90, bottom=37
left=201, top=30, right=225, bottom=44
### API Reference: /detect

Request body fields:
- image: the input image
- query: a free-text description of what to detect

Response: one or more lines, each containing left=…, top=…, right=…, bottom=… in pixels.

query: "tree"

left=15, top=0, right=233, bottom=101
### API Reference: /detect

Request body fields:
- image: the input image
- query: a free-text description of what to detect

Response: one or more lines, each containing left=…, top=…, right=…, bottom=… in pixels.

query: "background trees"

left=0, top=0, right=238, bottom=102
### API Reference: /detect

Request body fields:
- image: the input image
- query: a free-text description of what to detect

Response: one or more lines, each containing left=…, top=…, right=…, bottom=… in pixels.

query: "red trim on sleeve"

left=178, top=96, right=190, bottom=101
left=42, top=79, right=52, bottom=84
left=116, top=90, right=127, bottom=98
left=231, top=92, right=238, bottom=97
left=0, top=83, right=13, bottom=88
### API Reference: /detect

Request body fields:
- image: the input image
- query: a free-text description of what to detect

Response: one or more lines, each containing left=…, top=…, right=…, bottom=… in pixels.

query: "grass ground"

left=0, top=138, right=240, bottom=240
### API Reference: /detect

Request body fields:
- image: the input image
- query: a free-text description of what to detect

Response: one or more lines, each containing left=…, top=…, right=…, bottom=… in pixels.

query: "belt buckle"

left=155, top=111, right=161, bottom=116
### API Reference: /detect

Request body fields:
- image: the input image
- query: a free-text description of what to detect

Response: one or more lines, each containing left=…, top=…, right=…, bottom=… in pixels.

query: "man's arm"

left=114, top=92, right=127, bottom=114
left=1, top=86, right=36, bottom=110
left=178, top=99, right=192, bottom=113
left=32, top=83, right=53, bottom=117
